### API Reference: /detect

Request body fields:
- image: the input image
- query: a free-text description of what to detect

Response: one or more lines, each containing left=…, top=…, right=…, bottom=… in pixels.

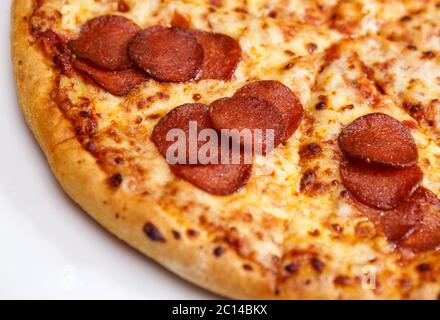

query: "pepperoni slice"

left=170, top=150, right=252, bottom=195
left=338, top=113, right=418, bottom=167
left=235, top=80, right=304, bottom=143
left=69, top=15, right=141, bottom=71
left=357, top=187, right=440, bottom=252
left=340, top=159, right=422, bottom=210
left=208, top=96, right=286, bottom=154
left=129, top=26, right=204, bottom=82
left=152, top=103, right=212, bottom=164
left=73, top=59, right=147, bottom=96
left=190, top=30, right=241, bottom=80
left=396, top=188, right=440, bottom=252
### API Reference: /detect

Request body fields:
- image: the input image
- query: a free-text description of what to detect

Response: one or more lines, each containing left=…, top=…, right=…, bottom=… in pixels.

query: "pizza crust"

left=12, top=0, right=440, bottom=299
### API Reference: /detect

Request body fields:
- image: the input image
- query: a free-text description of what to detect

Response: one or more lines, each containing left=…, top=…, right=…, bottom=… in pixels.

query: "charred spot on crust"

left=422, top=51, right=435, bottom=59
left=299, top=143, right=322, bottom=159
left=80, top=111, right=89, bottom=118
left=310, top=257, right=325, bottom=273
left=243, top=264, right=253, bottom=271
left=143, top=222, right=166, bottom=242
left=213, top=246, right=224, bottom=257
left=186, top=229, right=199, bottom=238
left=284, top=263, right=299, bottom=274
left=225, top=227, right=242, bottom=250
left=108, top=173, right=123, bottom=188
left=416, top=263, right=431, bottom=274
left=334, top=275, right=351, bottom=286
left=172, top=230, right=181, bottom=240
left=315, top=101, right=327, bottom=110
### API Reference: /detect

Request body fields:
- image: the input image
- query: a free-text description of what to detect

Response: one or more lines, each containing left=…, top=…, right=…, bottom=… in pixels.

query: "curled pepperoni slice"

left=152, top=103, right=212, bottom=164
left=190, top=30, right=241, bottom=80
left=235, top=80, right=303, bottom=143
left=129, top=26, right=204, bottom=82
left=208, top=96, right=286, bottom=154
left=338, top=113, right=418, bottom=167
left=357, top=187, right=440, bottom=252
left=69, top=15, right=141, bottom=71
left=396, top=188, right=440, bottom=252
left=340, top=159, right=422, bottom=210
left=170, top=150, right=252, bottom=196
left=73, top=59, right=147, bottom=96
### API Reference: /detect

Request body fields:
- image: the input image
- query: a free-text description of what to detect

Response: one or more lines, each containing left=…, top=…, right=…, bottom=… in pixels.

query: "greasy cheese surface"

left=31, top=0, right=440, bottom=298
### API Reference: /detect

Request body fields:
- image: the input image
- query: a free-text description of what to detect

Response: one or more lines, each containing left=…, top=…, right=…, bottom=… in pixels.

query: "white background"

left=0, top=0, right=215, bottom=299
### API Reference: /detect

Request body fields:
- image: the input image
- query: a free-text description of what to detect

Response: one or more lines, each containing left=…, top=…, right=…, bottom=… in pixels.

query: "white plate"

left=0, top=0, right=216, bottom=299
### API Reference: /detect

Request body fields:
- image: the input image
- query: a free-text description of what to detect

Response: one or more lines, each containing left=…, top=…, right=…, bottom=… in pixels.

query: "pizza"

left=12, top=0, right=440, bottom=299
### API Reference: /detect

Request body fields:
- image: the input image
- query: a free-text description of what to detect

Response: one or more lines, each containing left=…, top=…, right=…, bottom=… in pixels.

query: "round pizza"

left=12, top=0, right=440, bottom=299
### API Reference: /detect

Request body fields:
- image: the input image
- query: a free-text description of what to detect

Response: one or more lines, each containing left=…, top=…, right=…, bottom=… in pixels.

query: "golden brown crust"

left=12, top=0, right=440, bottom=300
left=12, top=0, right=75, bottom=151
left=12, top=0, right=276, bottom=300
left=49, top=139, right=276, bottom=299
